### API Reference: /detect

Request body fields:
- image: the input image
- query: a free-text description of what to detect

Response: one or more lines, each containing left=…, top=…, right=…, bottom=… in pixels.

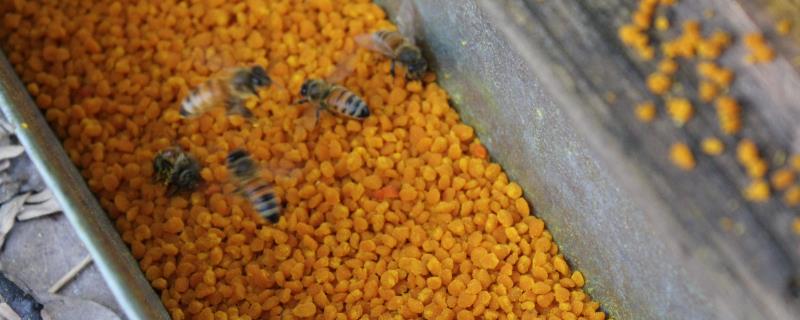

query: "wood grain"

left=481, top=0, right=800, bottom=318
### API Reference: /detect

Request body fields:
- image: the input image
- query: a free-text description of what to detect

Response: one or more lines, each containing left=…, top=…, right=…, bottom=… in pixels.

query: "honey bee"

left=226, top=149, right=281, bottom=223
left=153, top=146, right=201, bottom=196
left=179, top=65, right=271, bottom=118
left=355, top=0, right=427, bottom=80
left=296, top=79, right=370, bottom=121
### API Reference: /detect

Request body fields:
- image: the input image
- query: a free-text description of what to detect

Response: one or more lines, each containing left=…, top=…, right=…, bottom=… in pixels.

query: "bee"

left=153, top=146, right=201, bottom=196
left=179, top=65, right=271, bottom=119
left=226, top=149, right=281, bottom=223
left=355, top=0, right=427, bottom=80
left=296, top=79, right=370, bottom=121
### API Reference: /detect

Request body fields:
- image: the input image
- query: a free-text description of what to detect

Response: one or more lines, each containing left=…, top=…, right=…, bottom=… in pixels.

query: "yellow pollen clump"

left=647, top=72, right=672, bottom=95
left=701, top=137, right=725, bottom=156
left=655, top=16, right=670, bottom=31
left=744, top=180, right=771, bottom=203
left=771, top=168, right=796, bottom=191
left=658, top=59, right=679, bottom=75
left=791, top=155, right=800, bottom=171
left=784, top=186, right=800, bottom=207
left=776, top=19, right=792, bottom=36
left=698, top=81, right=719, bottom=103
left=666, top=97, right=693, bottom=125
left=670, top=143, right=696, bottom=171
left=715, top=96, right=742, bottom=135
left=734, top=138, right=769, bottom=180
left=635, top=101, right=657, bottom=123
left=743, top=33, right=775, bottom=64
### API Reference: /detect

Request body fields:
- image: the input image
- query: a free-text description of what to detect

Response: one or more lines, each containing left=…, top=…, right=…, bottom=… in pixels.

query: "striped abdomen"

left=238, top=176, right=281, bottom=223
left=375, top=30, right=408, bottom=56
left=179, top=78, right=228, bottom=117
left=324, top=86, right=370, bottom=119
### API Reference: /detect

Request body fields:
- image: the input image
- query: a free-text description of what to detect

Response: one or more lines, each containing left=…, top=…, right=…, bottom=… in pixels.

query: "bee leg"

left=293, top=98, right=309, bottom=105
left=390, top=60, right=396, bottom=77
left=314, top=107, right=322, bottom=126
left=226, top=98, right=253, bottom=119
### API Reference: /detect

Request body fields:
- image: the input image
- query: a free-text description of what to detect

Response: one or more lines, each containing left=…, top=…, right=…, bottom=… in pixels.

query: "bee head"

left=300, top=81, right=309, bottom=97
left=397, top=46, right=427, bottom=80
left=299, top=80, right=323, bottom=99
left=153, top=147, right=180, bottom=181
left=250, top=65, right=271, bottom=88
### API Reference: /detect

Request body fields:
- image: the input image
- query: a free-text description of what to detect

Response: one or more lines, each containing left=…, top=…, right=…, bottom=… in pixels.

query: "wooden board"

left=477, top=0, right=800, bottom=318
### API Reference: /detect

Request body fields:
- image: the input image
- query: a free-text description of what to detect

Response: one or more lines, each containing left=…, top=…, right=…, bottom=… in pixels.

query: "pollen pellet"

left=505, top=182, right=523, bottom=199
left=4, top=0, right=603, bottom=317
left=497, top=210, right=514, bottom=227
left=701, top=137, right=724, bottom=156
left=292, top=301, right=316, bottom=318
left=635, top=101, right=656, bottom=123
left=715, top=96, right=741, bottom=135
left=670, top=143, right=695, bottom=171
left=744, top=180, right=770, bottom=203
left=646, top=72, right=672, bottom=95
left=784, top=186, right=800, bottom=207
left=771, top=169, right=795, bottom=191
left=479, top=253, right=500, bottom=269
left=698, top=82, right=718, bottom=103
left=743, top=33, right=775, bottom=63
left=572, top=271, right=585, bottom=287
left=665, top=97, right=693, bottom=126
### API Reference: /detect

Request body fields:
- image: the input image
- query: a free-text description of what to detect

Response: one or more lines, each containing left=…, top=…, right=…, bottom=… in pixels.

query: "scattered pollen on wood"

left=670, top=142, right=696, bottom=171
left=701, top=137, right=725, bottom=156
left=776, top=19, right=792, bottom=36
left=647, top=72, right=672, bottom=95
left=744, top=33, right=775, bottom=64
left=655, top=16, right=670, bottom=31
left=744, top=180, right=771, bottom=203
left=770, top=168, right=795, bottom=191
left=666, top=97, right=693, bottom=126
left=635, top=101, right=657, bottom=123
left=793, top=217, right=800, bottom=235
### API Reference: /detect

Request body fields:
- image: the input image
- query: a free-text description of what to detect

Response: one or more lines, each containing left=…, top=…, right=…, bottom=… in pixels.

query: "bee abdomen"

left=244, top=180, right=281, bottom=223
left=327, top=87, right=370, bottom=119
left=179, top=80, right=223, bottom=117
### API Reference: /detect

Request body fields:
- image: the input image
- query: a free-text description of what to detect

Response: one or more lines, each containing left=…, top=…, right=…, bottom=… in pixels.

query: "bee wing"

left=354, top=33, right=395, bottom=57
left=394, top=0, right=420, bottom=41
left=326, top=54, right=359, bottom=84
left=225, top=96, right=254, bottom=119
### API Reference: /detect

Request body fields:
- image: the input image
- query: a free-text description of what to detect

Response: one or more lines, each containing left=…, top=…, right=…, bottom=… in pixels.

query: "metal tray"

left=0, top=52, right=169, bottom=319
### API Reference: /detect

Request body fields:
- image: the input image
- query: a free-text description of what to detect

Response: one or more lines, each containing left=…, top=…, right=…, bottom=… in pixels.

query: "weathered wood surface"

left=475, top=0, right=800, bottom=319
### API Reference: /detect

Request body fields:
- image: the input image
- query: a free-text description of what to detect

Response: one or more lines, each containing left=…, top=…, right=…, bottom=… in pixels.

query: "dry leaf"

left=0, top=146, right=23, bottom=162
left=25, top=189, right=52, bottom=205
left=0, top=193, right=29, bottom=250
left=17, top=198, right=61, bottom=221
left=38, top=294, right=120, bottom=320
left=48, top=255, right=92, bottom=294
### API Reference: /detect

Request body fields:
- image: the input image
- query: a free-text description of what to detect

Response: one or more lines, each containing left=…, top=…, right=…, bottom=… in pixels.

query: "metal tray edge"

left=0, top=50, right=169, bottom=320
